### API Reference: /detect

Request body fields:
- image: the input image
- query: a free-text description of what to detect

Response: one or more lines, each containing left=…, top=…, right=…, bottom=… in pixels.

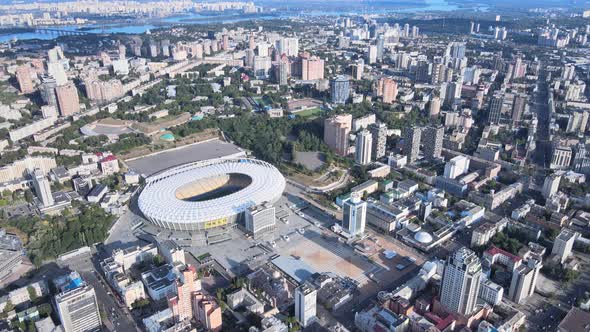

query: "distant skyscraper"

left=369, top=123, right=387, bottom=160
left=55, top=285, right=102, bottom=332
left=376, top=34, right=385, bottom=61
left=32, top=168, right=53, bottom=207
left=277, top=54, right=289, bottom=86
left=367, top=45, right=378, bottom=64
left=342, top=192, right=367, bottom=237
left=55, top=82, right=80, bottom=117
left=324, top=114, right=352, bottom=156
left=355, top=130, right=373, bottom=165
left=295, top=283, right=317, bottom=328
left=403, top=127, right=422, bottom=163
left=16, top=65, right=34, bottom=93
left=440, top=247, right=483, bottom=316
left=422, top=126, right=444, bottom=160
left=330, top=75, right=350, bottom=104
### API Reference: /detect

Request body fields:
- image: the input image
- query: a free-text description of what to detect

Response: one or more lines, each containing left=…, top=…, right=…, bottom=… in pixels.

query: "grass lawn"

left=294, top=107, right=322, bottom=117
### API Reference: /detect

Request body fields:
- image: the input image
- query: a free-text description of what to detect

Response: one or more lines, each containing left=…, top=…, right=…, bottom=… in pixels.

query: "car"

left=298, top=228, right=305, bottom=235
left=282, top=235, right=290, bottom=242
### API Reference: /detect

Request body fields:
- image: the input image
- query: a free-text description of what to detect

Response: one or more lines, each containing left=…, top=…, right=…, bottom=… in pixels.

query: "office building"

left=16, top=65, right=34, bottom=93
left=324, top=114, right=352, bottom=156
left=478, top=278, right=504, bottom=306
left=551, top=229, right=579, bottom=264
left=55, top=82, right=80, bottom=117
left=55, top=285, right=102, bottom=332
left=403, top=127, right=422, bottom=163
left=444, top=156, right=470, bottom=179
left=295, top=283, right=317, bottom=328
left=550, top=145, right=573, bottom=170
left=330, top=75, right=350, bottom=104
left=244, top=202, right=276, bottom=238
left=508, top=258, right=542, bottom=304
left=301, top=56, right=324, bottom=80
left=440, top=247, right=483, bottom=316
left=32, top=168, right=54, bottom=207
left=369, top=123, right=387, bottom=160
left=542, top=173, right=561, bottom=198
left=355, top=130, right=373, bottom=165
left=342, top=192, right=367, bottom=237
left=422, top=126, right=443, bottom=160
left=488, top=93, right=504, bottom=124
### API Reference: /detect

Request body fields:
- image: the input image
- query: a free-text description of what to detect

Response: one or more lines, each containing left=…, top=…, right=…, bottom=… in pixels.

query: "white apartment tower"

left=355, top=130, right=373, bottom=165
left=32, top=168, right=54, bottom=207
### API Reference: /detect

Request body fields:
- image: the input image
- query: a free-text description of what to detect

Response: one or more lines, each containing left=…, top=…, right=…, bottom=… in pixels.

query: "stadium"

left=138, top=158, right=286, bottom=231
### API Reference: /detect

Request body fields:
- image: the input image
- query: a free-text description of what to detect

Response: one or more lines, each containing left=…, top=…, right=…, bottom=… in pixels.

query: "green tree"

left=27, top=286, right=38, bottom=302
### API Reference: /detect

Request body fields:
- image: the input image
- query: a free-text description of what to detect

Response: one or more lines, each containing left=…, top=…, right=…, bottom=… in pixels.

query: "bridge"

left=34, top=28, right=95, bottom=36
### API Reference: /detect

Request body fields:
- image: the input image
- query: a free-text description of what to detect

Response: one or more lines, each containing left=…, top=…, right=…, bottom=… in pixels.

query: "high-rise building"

left=342, top=192, right=367, bottom=237
left=169, top=265, right=200, bottom=322
left=245, top=202, right=276, bottom=238
left=415, top=60, right=430, bottom=83
left=330, top=75, right=350, bottom=104
left=369, top=123, right=387, bottom=160
left=511, top=94, right=527, bottom=127
left=32, top=168, right=53, bottom=207
left=55, top=285, right=102, bottom=332
left=551, top=229, right=579, bottom=264
left=55, top=82, right=80, bottom=117
left=295, top=283, right=317, bottom=328
left=253, top=56, right=272, bottom=79
left=430, top=96, right=441, bottom=118
left=193, top=292, right=222, bottom=331
left=377, top=77, right=398, bottom=104
left=444, top=156, right=470, bottom=179
left=376, top=34, right=385, bottom=61
left=47, top=61, right=68, bottom=86
left=355, top=130, right=373, bottom=165
left=301, top=56, right=324, bottom=80
left=352, top=59, right=364, bottom=80
left=40, top=76, right=58, bottom=108
left=367, top=45, right=378, bottom=64
left=422, top=126, right=444, bottom=160
left=277, top=54, right=289, bottom=86
left=488, top=93, right=504, bottom=124
left=440, top=247, right=483, bottom=316
left=542, top=173, right=561, bottom=198
left=508, top=258, right=542, bottom=304
left=16, top=65, right=34, bottom=93
left=324, top=114, right=352, bottom=156
left=403, top=127, right=422, bottom=163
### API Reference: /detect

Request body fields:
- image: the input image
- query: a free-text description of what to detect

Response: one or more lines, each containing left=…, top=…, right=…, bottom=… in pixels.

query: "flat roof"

left=271, top=255, right=316, bottom=284
left=126, top=139, right=245, bottom=176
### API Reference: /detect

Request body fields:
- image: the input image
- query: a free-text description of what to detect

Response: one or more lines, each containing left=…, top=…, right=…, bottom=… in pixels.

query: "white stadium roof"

left=138, top=158, right=285, bottom=231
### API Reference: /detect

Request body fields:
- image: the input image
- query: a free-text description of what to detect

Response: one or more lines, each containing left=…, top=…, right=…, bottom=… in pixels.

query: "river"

left=0, top=0, right=488, bottom=43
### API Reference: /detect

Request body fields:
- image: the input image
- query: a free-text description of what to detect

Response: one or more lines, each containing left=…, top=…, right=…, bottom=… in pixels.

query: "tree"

left=27, top=286, right=38, bottom=302
left=24, top=189, right=34, bottom=203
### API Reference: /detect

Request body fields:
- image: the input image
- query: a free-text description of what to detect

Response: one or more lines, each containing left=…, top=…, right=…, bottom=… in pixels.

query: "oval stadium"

left=138, top=158, right=286, bottom=231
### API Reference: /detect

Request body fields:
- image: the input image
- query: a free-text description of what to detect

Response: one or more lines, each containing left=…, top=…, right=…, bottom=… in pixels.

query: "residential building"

left=355, top=130, right=373, bottom=165
left=55, top=82, right=80, bottom=117
left=301, top=56, right=324, bottom=80
left=403, top=127, right=421, bottom=163
left=377, top=77, right=398, bottom=104
left=330, top=75, right=350, bottom=104
left=324, top=114, right=352, bottom=156
left=422, top=126, right=443, bottom=160
left=32, top=168, right=54, bottom=207
left=444, top=156, right=470, bottom=179
left=168, top=265, right=200, bottom=322
left=16, top=65, right=34, bottom=93
left=508, top=258, right=542, bottom=304
left=542, top=173, right=561, bottom=198
left=369, top=123, right=387, bottom=160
